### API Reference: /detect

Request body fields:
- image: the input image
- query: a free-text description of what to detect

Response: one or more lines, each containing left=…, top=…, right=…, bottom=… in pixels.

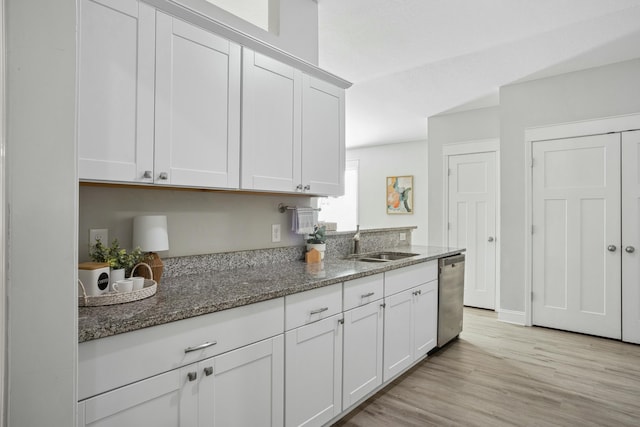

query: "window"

left=317, top=160, right=359, bottom=231
left=204, top=0, right=277, bottom=33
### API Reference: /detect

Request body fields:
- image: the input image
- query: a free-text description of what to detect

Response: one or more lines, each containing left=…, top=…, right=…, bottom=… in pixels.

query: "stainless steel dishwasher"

left=437, top=253, right=465, bottom=347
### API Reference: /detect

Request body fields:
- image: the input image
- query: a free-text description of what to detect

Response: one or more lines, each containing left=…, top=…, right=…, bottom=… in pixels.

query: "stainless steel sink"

left=347, top=251, right=420, bottom=263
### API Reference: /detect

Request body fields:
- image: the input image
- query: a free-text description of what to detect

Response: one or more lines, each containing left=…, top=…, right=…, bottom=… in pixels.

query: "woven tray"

left=78, top=263, right=157, bottom=307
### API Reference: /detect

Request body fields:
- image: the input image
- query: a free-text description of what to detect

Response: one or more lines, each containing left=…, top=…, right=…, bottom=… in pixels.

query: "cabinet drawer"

left=384, top=261, right=437, bottom=296
left=343, top=274, right=383, bottom=310
left=78, top=297, right=284, bottom=400
left=285, top=283, right=342, bottom=330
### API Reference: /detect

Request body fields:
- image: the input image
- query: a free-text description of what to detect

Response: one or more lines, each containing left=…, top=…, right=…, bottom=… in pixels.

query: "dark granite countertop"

left=78, top=245, right=463, bottom=342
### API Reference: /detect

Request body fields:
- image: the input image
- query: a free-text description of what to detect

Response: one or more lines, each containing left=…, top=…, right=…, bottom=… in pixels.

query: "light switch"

left=272, top=224, right=281, bottom=243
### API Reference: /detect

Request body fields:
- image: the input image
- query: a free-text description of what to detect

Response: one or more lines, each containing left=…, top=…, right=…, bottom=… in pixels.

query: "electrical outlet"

left=271, top=224, right=281, bottom=243
left=399, top=232, right=406, bottom=241
left=89, top=228, right=109, bottom=245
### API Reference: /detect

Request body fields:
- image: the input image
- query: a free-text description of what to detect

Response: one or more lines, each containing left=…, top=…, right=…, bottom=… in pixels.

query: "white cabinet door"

left=78, top=0, right=155, bottom=183
left=413, top=280, right=438, bottom=359
left=77, top=365, right=195, bottom=427
left=285, top=314, right=343, bottom=427
left=532, top=134, right=622, bottom=339
left=199, top=336, right=284, bottom=427
left=241, top=49, right=302, bottom=192
left=622, top=130, right=640, bottom=344
left=155, top=13, right=241, bottom=188
left=383, top=288, right=413, bottom=382
left=301, top=75, right=345, bottom=196
left=342, top=302, right=384, bottom=410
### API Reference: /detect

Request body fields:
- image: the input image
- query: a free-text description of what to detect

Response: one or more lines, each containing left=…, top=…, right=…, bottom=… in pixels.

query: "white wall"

left=79, top=187, right=311, bottom=261
left=6, top=0, right=78, bottom=425
left=500, top=58, right=640, bottom=313
left=346, top=140, right=428, bottom=245
left=427, top=107, right=500, bottom=246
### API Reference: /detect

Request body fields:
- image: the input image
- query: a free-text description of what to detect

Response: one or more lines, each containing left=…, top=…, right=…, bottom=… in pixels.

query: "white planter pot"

left=306, top=243, right=326, bottom=259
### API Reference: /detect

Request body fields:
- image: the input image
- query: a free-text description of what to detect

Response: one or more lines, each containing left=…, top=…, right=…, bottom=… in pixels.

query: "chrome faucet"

left=352, top=225, right=361, bottom=254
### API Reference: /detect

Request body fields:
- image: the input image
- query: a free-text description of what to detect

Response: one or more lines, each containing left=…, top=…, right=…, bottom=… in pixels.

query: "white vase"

left=109, top=268, right=125, bottom=291
left=306, top=243, right=326, bottom=259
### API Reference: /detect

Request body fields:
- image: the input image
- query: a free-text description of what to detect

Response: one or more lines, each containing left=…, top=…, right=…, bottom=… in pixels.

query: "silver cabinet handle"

left=184, top=341, right=217, bottom=353
left=310, top=307, right=329, bottom=315
left=204, top=367, right=213, bottom=376
left=488, top=236, right=495, bottom=242
left=412, top=290, right=422, bottom=296
left=380, top=303, right=386, bottom=308
left=143, top=170, right=152, bottom=179
left=607, top=245, right=617, bottom=252
left=361, top=292, right=375, bottom=298
left=187, top=372, right=197, bottom=382
left=626, top=246, right=635, bottom=253
left=158, top=172, right=169, bottom=180
left=296, top=184, right=303, bottom=190
left=304, top=185, right=311, bottom=191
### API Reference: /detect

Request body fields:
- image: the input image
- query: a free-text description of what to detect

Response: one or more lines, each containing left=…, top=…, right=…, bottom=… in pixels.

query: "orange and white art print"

left=386, top=176, right=413, bottom=214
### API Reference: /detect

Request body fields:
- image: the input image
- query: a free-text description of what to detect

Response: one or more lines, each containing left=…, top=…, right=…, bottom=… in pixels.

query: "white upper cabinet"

left=242, top=49, right=345, bottom=196
left=241, top=49, right=302, bottom=192
left=78, top=0, right=155, bottom=183
left=155, top=13, right=241, bottom=188
left=78, top=1, right=346, bottom=194
left=301, top=75, right=345, bottom=196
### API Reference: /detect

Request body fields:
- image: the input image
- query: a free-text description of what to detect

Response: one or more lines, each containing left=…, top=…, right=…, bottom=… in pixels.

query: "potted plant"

left=89, top=238, right=143, bottom=286
left=306, top=225, right=327, bottom=259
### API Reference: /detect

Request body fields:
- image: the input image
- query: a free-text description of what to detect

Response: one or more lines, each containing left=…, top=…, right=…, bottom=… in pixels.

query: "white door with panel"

left=241, top=49, right=302, bottom=192
left=301, top=75, right=345, bottom=196
left=155, top=13, right=241, bottom=188
left=199, top=335, right=284, bottom=427
left=285, top=314, right=343, bottom=427
left=77, top=365, right=195, bottom=427
left=532, top=134, right=621, bottom=339
left=78, top=0, right=155, bottom=183
left=622, top=130, right=640, bottom=344
left=448, top=151, right=497, bottom=309
left=342, top=302, right=384, bottom=410
left=383, top=282, right=437, bottom=382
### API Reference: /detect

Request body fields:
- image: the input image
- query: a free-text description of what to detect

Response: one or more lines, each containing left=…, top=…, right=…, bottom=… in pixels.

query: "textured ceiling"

left=317, top=0, right=640, bottom=147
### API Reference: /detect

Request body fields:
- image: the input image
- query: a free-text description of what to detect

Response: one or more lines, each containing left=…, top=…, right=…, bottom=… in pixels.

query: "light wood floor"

left=334, top=308, right=640, bottom=426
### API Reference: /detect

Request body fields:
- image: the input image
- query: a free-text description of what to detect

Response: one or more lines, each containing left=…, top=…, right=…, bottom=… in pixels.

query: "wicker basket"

left=78, top=263, right=157, bottom=307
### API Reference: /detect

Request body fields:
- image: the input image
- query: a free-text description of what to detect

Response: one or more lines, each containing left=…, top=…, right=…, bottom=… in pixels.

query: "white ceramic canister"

left=78, top=262, right=110, bottom=296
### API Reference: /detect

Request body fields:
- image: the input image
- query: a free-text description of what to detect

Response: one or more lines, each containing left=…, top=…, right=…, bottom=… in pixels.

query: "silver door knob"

left=187, top=372, right=197, bottom=382
left=158, top=172, right=169, bottom=180
left=607, top=245, right=617, bottom=252
left=304, top=185, right=311, bottom=191
left=488, top=236, right=494, bottom=242
left=296, top=184, right=303, bottom=190
left=625, top=246, right=635, bottom=253
left=143, top=170, right=152, bottom=179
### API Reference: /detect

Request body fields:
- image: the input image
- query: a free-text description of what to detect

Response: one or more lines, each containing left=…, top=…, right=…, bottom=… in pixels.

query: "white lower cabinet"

left=342, top=301, right=384, bottom=410
left=199, top=335, right=284, bottom=426
left=285, top=314, right=343, bottom=427
left=78, top=335, right=284, bottom=427
left=383, top=280, right=438, bottom=382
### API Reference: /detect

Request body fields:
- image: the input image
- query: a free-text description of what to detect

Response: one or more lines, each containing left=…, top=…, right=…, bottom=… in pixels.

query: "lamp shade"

left=133, top=215, right=169, bottom=252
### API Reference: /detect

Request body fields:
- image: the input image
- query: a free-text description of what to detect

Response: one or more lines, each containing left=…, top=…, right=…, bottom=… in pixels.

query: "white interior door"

left=622, top=130, right=640, bottom=344
left=532, top=134, right=621, bottom=339
left=448, top=151, right=497, bottom=309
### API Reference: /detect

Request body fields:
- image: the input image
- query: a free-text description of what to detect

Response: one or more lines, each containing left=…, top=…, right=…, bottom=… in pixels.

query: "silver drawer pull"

left=204, top=366, right=213, bottom=376
left=184, top=341, right=217, bottom=353
left=310, top=307, right=329, bottom=315
left=361, top=292, right=375, bottom=298
left=187, top=372, right=197, bottom=382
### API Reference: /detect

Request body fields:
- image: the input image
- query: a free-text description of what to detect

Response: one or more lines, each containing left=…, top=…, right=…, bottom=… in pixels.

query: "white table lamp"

left=133, top=215, right=169, bottom=283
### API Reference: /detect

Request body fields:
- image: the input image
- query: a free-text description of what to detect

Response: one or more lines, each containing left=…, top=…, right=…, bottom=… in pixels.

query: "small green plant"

left=306, top=225, right=327, bottom=244
left=90, top=238, right=143, bottom=274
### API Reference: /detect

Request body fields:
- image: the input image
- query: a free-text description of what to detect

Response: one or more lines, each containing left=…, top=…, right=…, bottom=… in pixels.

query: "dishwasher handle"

left=439, top=253, right=465, bottom=267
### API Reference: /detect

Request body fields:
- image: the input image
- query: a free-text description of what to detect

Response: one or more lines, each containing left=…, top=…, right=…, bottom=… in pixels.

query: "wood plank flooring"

left=334, top=307, right=640, bottom=426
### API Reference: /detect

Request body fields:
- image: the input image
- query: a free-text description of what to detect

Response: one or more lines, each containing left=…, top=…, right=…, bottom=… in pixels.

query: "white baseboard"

left=498, top=309, right=526, bottom=326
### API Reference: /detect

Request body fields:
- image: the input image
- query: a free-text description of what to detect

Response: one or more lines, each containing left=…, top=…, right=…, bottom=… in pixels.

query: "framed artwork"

left=386, top=176, right=413, bottom=214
